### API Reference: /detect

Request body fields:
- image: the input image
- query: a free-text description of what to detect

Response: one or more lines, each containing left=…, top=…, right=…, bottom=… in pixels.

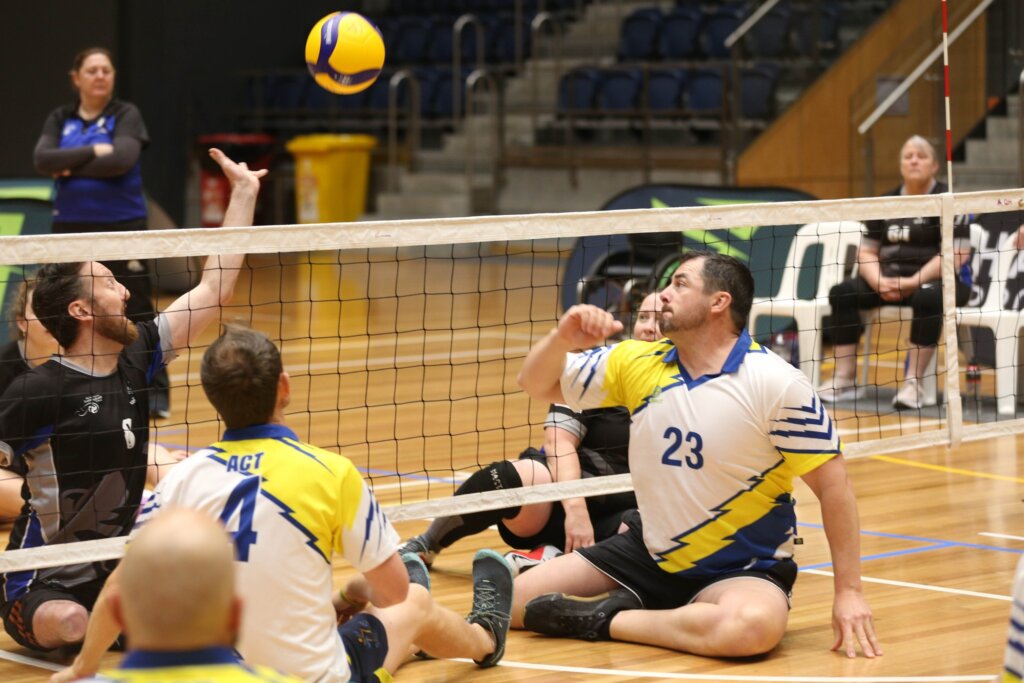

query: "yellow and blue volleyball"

left=305, top=12, right=385, bottom=95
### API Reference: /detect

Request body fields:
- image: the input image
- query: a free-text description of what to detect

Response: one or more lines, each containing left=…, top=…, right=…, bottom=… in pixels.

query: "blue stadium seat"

left=658, top=6, right=703, bottom=60
left=646, top=68, right=687, bottom=113
left=685, top=67, right=724, bottom=115
left=744, top=2, right=792, bottom=58
left=597, top=69, right=643, bottom=113
left=428, top=66, right=473, bottom=119
left=618, top=8, right=663, bottom=61
left=428, top=15, right=495, bottom=64
left=392, top=17, right=434, bottom=64
left=739, top=65, right=778, bottom=120
left=414, top=66, right=445, bottom=117
left=364, top=71, right=412, bottom=112
left=304, top=81, right=368, bottom=111
left=792, top=1, right=841, bottom=55
left=490, top=16, right=533, bottom=63
left=558, top=68, right=604, bottom=115
left=700, top=3, right=748, bottom=59
left=267, top=74, right=308, bottom=110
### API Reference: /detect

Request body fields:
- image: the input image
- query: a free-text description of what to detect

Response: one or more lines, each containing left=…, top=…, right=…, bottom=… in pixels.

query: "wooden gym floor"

left=0, top=252, right=1018, bottom=681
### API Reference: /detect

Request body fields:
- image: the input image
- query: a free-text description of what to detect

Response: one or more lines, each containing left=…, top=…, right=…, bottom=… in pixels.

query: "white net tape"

left=0, top=188, right=1022, bottom=574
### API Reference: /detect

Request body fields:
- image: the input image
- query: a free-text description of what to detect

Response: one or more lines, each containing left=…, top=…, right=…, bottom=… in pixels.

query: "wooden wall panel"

left=737, top=0, right=989, bottom=199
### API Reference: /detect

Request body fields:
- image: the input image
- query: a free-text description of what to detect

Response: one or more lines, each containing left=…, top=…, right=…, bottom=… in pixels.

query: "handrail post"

left=530, top=13, right=561, bottom=138
left=387, top=69, right=422, bottom=193
left=723, top=0, right=782, bottom=52
left=466, top=69, right=502, bottom=214
left=453, top=14, right=487, bottom=129
left=729, top=46, right=742, bottom=185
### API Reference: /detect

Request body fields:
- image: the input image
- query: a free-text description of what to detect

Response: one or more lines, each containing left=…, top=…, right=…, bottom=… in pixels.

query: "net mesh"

left=1, top=188, right=1022, bottom=572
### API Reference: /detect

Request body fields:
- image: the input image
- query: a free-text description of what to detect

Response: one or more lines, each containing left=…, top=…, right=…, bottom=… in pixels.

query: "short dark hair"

left=677, top=251, right=754, bottom=332
left=32, top=263, right=86, bottom=349
left=71, top=47, right=114, bottom=73
left=201, top=325, right=283, bottom=429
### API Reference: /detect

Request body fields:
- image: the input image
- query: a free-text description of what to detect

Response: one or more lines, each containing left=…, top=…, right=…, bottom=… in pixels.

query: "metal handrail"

left=529, top=12, right=563, bottom=134
left=464, top=69, right=503, bottom=214
left=386, top=70, right=422, bottom=193
left=858, top=0, right=994, bottom=195
left=724, top=0, right=782, bottom=184
left=723, top=0, right=782, bottom=50
left=452, top=14, right=487, bottom=127
left=857, top=0, right=995, bottom=136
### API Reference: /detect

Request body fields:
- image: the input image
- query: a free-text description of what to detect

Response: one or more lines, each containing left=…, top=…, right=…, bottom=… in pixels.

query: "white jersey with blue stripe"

left=559, top=331, right=840, bottom=577
left=136, top=423, right=399, bottom=683
left=1003, top=556, right=1024, bottom=682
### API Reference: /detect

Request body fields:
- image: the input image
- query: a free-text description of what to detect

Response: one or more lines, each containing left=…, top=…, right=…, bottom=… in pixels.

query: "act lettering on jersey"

left=225, top=453, right=264, bottom=474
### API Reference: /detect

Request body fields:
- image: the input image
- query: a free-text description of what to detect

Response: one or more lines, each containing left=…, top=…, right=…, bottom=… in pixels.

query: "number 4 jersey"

left=137, top=424, right=400, bottom=683
left=560, top=332, right=841, bottom=578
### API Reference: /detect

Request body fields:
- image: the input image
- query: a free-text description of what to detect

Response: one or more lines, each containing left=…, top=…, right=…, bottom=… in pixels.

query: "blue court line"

left=799, top=521, right=1024, bottom=555
left=800, top=543, right=952, bottom=570
left=359, top=466, right=462, bottom=484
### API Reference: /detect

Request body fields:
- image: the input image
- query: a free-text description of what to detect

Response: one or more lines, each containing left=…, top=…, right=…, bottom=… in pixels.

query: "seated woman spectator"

left=819, top=135, right=971, bottom=410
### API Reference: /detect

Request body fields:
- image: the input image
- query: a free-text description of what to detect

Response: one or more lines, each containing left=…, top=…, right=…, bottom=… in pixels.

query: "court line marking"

left=451, top=658, right=993, bottom=681
left=799, top=522, right=1024, bottom=555
left=981, top=532, right=1024, bottom=542
left=838, top=419, right=944, bottom=437
left=0, top=648, right=61, bottom=671
left=869, top=454, right=1024, bottom=483
left=802, top=568, right=1011, bottom=602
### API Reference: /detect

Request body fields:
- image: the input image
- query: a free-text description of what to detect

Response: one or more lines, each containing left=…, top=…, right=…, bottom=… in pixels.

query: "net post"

left=940, top=191, right=963, bottom=448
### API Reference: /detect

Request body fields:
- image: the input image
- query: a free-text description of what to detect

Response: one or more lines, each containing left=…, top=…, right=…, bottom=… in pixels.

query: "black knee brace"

left=431, top=460, right=524, bottom=549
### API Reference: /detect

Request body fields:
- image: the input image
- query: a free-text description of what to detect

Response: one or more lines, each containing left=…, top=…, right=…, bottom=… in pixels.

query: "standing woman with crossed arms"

left=33, top=47, right=170, bottom=417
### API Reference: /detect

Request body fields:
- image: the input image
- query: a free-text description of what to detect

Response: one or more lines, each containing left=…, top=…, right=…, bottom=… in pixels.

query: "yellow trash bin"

left=285, top=134, right=377, bottom=223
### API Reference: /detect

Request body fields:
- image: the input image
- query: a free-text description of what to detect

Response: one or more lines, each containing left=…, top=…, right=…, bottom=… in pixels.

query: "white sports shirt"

left=560, top=331, right=840, bottom=576
left=137, top=423, right=400, bottom=683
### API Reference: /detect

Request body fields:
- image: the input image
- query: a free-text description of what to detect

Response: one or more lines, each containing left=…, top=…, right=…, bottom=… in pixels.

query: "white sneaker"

left=816, top=376, right=865, bottom=403
left=503, top=545, right=562, bottom=577
left=892, top=377, right=937, bottom=410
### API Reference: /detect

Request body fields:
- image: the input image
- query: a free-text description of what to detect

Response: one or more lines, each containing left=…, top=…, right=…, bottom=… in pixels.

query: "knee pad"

left=456, top=460, right=523, bottom=496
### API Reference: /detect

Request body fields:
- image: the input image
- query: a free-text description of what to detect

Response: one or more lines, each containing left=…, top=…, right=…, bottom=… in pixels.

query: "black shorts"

left=339, top=613, right=390, bottom=683
left=499, top=448, right=636, bottom=550
left=576, top=511, right=798, bottom=610
left=0, top=578, right=106, bottom=651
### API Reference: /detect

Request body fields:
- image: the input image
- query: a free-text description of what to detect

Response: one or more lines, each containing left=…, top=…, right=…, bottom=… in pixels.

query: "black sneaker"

left=398, top=534, right=438, bottom=568
left=523, top=589, right=641, bottom=641
left=466, top=549, right=513, bottom=668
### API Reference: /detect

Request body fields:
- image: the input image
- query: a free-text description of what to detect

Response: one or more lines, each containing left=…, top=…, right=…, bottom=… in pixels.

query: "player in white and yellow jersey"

left=1001, top=556, right=1024, bottom=682
left=52, top=325, right=513, bottom=683
left=513, top=251, right=881, bottom=659
left=80, top=508, right=302, bottom=683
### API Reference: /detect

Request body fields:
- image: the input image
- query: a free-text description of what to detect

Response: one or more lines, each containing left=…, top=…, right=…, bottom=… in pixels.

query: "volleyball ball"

left=305, top=12, right=385, bottom=95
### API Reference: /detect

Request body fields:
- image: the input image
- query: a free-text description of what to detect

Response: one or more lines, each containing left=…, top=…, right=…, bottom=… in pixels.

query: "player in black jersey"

left=0, top=148, right=265, bottom=652
left=0, top=281, right=186, bottom=525
left=399, top=293, right=661, bottom=572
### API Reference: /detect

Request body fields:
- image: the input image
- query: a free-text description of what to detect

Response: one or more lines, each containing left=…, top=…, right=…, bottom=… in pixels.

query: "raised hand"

left=557, top=305, right=623, bottom=350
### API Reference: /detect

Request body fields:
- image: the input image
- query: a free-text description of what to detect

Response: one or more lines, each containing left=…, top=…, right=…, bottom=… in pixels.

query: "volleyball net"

left=1, top=187, right=1023, bottom=573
